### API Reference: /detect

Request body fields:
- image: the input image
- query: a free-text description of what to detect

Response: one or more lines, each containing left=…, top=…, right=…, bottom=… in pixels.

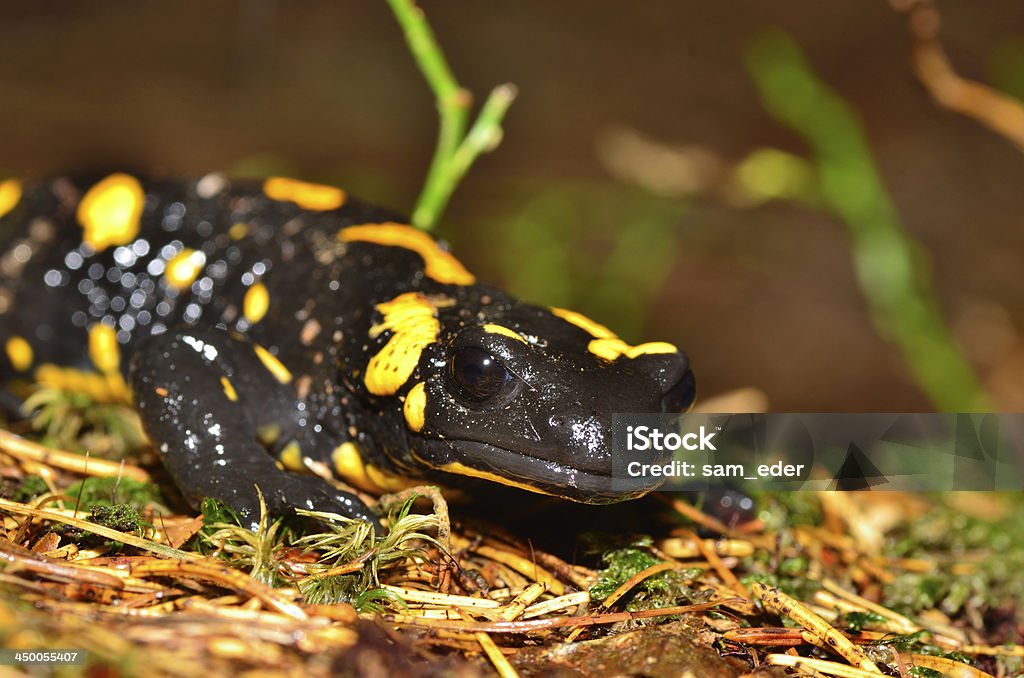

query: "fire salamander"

left=0, top=173, right=695, bottom=529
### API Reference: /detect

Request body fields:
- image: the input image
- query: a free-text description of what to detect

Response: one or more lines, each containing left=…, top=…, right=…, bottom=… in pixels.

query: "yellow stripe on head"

left=551, top=306, right=678, bottom=362
left=253, top=344, right=292, bottom=384
left=77, top=174, right=145, bottom=252
left=243, top=282, right=270, bottom=324
left=164, top=248, right=206, bottom=290
left=550, top=307, right=615, bottom=339
left=587, top=339, right=678, bottom=362
left=0, top=179, right=22, bottom=219
left=88, top=324, right=121, bottom=374
left=482, top=323, right=527, bottom=344
left=263, top=177, right=346, bottom=211
left=364, top=292, right=442, bottom=396
left=339, top=223, right=475, bottom=286
left=5, top=335, right=33, bottom=372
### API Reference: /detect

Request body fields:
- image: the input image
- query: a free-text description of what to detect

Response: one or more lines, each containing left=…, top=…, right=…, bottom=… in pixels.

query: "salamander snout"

left=661, top=367, right=696, bottom=413
left=628, top=350, right=696, bottom=413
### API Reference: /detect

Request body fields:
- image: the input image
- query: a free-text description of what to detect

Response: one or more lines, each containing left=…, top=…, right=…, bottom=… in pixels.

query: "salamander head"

left=362, top=290, right=694, bottom=503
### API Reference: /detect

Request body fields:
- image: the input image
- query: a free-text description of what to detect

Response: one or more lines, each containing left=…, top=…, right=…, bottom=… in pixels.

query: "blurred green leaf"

left=746, top=30, right=989, bottom=411
left=486, top=181, right=687, bottom=341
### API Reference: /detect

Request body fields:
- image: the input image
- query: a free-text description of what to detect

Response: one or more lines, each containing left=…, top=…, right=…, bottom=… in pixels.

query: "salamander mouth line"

left=438, top=438, right=662, bottom=500
left=442, top=438, right=609, bottom=477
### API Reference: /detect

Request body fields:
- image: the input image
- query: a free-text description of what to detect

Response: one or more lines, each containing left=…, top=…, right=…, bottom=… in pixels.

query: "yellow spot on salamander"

left=331, top=441, right=419, bottom=493
left=332, top=442, right=370, bottom=489
left=253, top=344, right=292, bottom=384
left=34, top=364, right=131, bottom=404
left=366, top=465, right=420, bottom=493
left=88, top=324, right=121, bottom=374
left=220, top=376, right=238, bottom=401
left=551, top=307, right=678, bottom=362
left=279, top=441, right=305, bottom=472
left=257, top=423, right=281, bottom=447
left=77, top=173, right=145, bottom=252
left=164, top=248, right=206, bottom=290
left=229, top=222, right=249, bottom=240
left=244, top=282, right=270, bottom=324
left=0, top=179, right=22, bottom=219
left=339, top=223, right=475, bottom=286
left=5, top=335, right=33, bottom=372
left=263, top=176, right=346, bottom=211
left=439, top=462, right=558, bottom=497
left=364, top=292, right=445, bottom=396
left=483, top=324, right=527, bottom=344
left=403, top=382, right=427, bottom=432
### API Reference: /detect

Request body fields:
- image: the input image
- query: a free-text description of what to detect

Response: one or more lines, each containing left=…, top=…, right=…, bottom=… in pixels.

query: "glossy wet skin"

left=0, top=173, right=695, bottom=527
left=397, top=295, right=695, bottom=501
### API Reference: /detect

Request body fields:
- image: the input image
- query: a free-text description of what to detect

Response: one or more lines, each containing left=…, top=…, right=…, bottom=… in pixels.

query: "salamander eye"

left=450, top=347, right=511, bottom=403
left=662, top=369, right=696, bottom=413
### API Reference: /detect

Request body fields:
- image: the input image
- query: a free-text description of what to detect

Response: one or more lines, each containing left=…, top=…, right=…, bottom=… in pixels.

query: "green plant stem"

left=386, top=0, right=516, bottom=230
left=442, top=83, right=520, bottom=193
left=746, top=30, right=989, bottom=411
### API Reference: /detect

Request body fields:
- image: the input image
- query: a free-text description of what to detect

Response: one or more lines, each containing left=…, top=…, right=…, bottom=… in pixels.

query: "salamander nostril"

left=661, top=369, right=696, bottom=413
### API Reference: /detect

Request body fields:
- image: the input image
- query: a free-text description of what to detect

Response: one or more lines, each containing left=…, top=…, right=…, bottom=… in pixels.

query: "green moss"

left=200, top=491, right=291, bottom=586
left=883, top=496, right=1024, bottom=637
left=301, top=577, right=407, bottom=614
left=295, top=495, right=439, bottom=605
left=590, top=546, right=703, bottom=613
left=778, top=556, right=809, bottom=577
left=64, top=476, right=164, bottom=512
left=840, top=611, right=888, bottom=632
left=758, top=492, right=822, bottom=529
left=590, top=548, right=662, bottom=602
left=90, top=504, right=141, bottom=534
left=11, top=475, right=49, bottom=503
left=22, top=388, right=146, bottom=458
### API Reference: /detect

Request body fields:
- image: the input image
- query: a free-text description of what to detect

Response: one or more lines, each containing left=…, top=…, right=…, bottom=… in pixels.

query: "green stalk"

left=746, top=30, right=989, bottom=411
left=386, top=0, right=516, bottom=230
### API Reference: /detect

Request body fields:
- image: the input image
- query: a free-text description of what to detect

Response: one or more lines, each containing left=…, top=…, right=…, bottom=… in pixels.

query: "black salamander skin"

left=0, top=173, right=695, bottom=529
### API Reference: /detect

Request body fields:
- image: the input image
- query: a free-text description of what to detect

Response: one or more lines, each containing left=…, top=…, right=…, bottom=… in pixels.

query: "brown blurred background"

left=1, top=1, right=1023, bottom=411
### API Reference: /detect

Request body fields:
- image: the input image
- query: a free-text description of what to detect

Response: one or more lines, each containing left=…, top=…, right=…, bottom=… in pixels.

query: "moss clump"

left=90, top=503, right=141, bottom=533
left=65, top=476, right=164, bottom=512
left=590, top=546, right=703, bottom=612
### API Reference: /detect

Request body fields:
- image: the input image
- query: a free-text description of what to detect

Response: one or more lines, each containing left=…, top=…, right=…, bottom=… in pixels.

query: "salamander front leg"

left=130, top=328, right=376, bottom=531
